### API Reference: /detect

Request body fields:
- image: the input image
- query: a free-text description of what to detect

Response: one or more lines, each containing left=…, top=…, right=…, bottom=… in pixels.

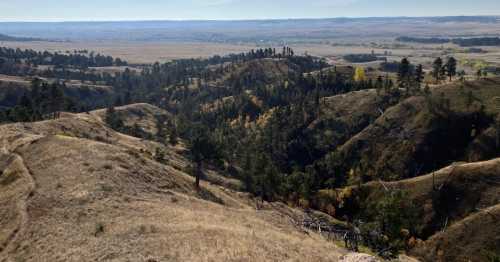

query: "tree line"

left=0, top=47, right=127, bottom=69
left=0, top=78, right=79, bottom=123
left=397, top=36, right=500, bottom=47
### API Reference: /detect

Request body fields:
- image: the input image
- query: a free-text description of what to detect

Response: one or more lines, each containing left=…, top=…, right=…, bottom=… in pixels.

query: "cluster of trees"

left=397, top=36, right=500, bottom=47
left=0, top=33, right=42, bottom=42
left=387, top=56, right=459, bottom=88
left=0, top=46, right=132, bottom=86
left=396, top=36, right=450, bottom=44
left=94, top=49, right=384, bottom=201
left=185, top=72, right=398, bottom=204
left=0, top=47, right=127, bottom=69
left=203, top=46, right=296, bottom=65
left=185, top=54, right=464, bottom=205
left=245, top=46, right=295, bottom=59
left=380, top=61, right=414, bottom=73
left=344, top=54, right=379, bottom=63
left=0, top=46, right=465, bottom=205
left=396, top=58, right=424, bottom=92
left=0, top=56, right=114, bottom=83
left=0, top=79, right=78, bottom=123
left=432, top=57, right=458, bottom=82
left=451, top=37, right=500, bottom=47
left=3, top=46, right=488, bottom=254
left=380, top=56, right=460, bottom=90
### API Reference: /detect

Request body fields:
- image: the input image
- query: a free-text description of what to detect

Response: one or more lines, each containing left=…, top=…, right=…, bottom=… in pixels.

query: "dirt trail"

left=0, top=151, right=36, bottom=258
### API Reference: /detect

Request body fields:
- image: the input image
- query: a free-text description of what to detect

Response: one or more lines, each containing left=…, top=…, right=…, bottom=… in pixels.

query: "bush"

left=94, top=222, right=105, bottom=236
left=360, top=189, right=419, bottom=256
left=375, top=190, right=418, bottom=241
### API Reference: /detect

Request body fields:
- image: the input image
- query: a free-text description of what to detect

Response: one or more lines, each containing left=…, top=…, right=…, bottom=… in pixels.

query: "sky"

left=0, top=0, right=499, bottom=21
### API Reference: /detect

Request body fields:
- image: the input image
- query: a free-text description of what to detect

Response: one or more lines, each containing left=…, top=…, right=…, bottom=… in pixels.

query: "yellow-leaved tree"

left=354, top=67, right=366, bottom=82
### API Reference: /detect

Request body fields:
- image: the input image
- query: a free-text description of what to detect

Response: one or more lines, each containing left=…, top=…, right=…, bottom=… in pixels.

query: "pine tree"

left=168, top=127, right=179, bottom=145
left=105, top=105, right=124, bottom=131
left=445, top=57, right=457, bottom=81
left=376, top=75, right=384, bottom=95
left=432, top=57, right=443, bottom=83
left=415, top=64, right=424, bottom=88
left=49, top=83, right=64, bottom=119
left=398, top=58, right=411, bottom=92
left=188, top=131, right=219, bottom=189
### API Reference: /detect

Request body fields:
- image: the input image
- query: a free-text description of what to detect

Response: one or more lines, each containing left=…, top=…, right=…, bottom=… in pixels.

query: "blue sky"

left=0, top=0, right=499, bottom=21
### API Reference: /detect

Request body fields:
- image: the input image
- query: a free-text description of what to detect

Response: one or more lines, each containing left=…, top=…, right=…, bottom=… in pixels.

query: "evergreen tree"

left=49, top=83, right=64, bottom=119
left=432, top=57, right=443, bottom=82
left=375, top=76, right=384, bottom=95
left=398, top=58, right=411, bottom=92
left=445, top=57, right=457, bottom=81
left=105, top=105, right=124, bottom=131
left=188, top=130, right=219, bottom=189
left=415, top=64, right=424, bottom=88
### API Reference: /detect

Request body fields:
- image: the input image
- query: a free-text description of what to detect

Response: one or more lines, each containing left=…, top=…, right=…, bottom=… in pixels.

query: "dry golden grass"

left=91, top=103, right=173, bottom=136
left=3, top=39, right=500, bottom=68
left=0, top=104, right=354, bottom=262
left=351, top=158, right=500, bottom=262
left=0, top=74, right=112, bottom=91
left=0, top=41, right=257, bottom=64
left=410, top=204, right=500, bottom=262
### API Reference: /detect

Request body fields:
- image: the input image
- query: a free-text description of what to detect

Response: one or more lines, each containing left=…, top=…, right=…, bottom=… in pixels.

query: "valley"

left=1, top=15, right=500, bottom=262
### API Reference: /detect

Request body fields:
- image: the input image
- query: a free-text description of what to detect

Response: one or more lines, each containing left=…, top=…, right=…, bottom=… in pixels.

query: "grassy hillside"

left=410, top=204, right=500, bottom=262
left=293, top=78, right=500, bottom=261
left=2, top=48, right=500, bottom=261
left=320, top=78, right=500, bottom=183
left=316, top=157, right=500, bottom=261
left=0, top=104, right=357, bottom=261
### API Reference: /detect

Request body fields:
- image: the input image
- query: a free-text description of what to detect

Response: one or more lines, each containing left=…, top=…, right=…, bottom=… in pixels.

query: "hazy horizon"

left=1, top=0, right=500, bottom=22
left=0, top=15, right=499, bottom=23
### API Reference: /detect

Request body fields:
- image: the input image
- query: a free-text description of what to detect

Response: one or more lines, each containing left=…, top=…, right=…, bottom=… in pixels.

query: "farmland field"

left=1, top=17, right=500, bottom=66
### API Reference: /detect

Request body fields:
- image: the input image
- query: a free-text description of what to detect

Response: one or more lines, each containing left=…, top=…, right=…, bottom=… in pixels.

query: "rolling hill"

left=345, top=158, right=500, bottom=262
left=0, top=104, right=364, bottom=261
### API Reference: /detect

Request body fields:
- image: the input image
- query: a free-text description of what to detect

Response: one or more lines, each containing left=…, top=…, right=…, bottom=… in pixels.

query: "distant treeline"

left=380, top=61, right=415, bottom=73
left=0, top=79, right=79, bottom=123
left=343, top=54, right=381, bottom=63
left=396, top=36, right=500, bottom=46
left=0, top=47, right=128, bottom=69
left=0, top=33, right=43, bottom=42
left=396, top=36, right=450, bottom=44
left=453, top=37, right=500, bottom=47
left=206, top=46, right=295, bottom=64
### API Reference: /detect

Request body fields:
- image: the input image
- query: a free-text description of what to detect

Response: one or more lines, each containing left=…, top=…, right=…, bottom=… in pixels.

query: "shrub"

left=94, top=222, right=105, bottom=236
